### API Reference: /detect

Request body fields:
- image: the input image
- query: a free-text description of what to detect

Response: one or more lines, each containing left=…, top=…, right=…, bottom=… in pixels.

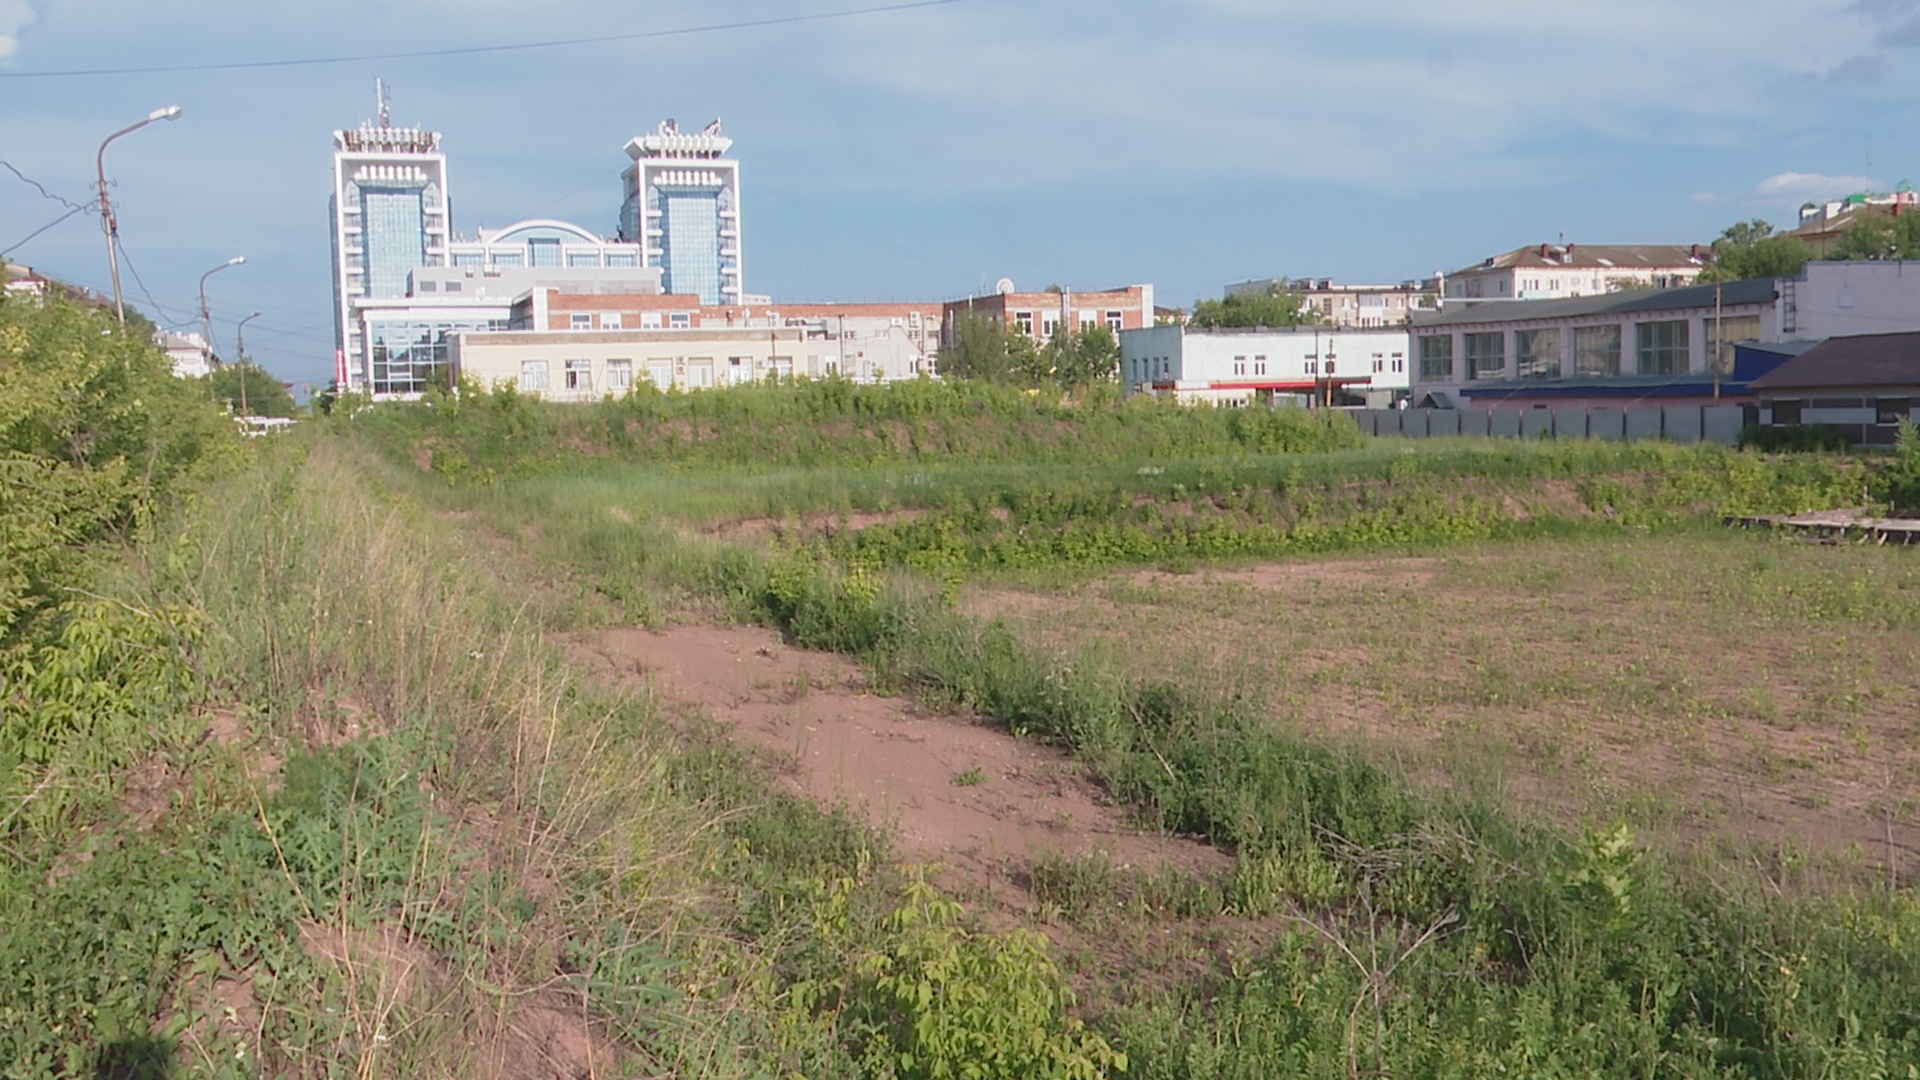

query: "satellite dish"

left=994, top=277, right=1016, bottom=295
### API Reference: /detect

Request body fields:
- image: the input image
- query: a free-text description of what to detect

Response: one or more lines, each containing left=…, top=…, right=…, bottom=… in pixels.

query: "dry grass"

left=967, top=531, right=1920, bottom=868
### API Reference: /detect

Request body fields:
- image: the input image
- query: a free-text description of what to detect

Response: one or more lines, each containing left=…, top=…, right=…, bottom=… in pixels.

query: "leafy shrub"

left=1738, top=423, right=1851, bottom=453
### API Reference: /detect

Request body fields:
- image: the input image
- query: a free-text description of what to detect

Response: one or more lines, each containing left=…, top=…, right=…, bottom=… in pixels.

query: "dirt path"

left=561, top=624, right=1229, bottom=906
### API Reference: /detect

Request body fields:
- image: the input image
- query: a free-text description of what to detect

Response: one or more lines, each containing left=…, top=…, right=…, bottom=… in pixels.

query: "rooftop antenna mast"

left=376, top=78, right=391, bottom=127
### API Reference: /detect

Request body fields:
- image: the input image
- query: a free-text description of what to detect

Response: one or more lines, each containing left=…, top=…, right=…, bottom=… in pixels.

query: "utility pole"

left=95, top=106, right=183, bottom=324
left=237, top=311, right=262, bottom=416
left=198, top=256, right=246, bottom=373
left=1712, top=282, right=1724, bottom=401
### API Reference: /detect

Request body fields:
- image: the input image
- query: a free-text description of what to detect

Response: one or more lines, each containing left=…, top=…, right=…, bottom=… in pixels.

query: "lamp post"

left=197, top=256, right=245, bottom=370
left=236, top=311, right=262, bottom=417
left=96, top=106, right=184, bottom=325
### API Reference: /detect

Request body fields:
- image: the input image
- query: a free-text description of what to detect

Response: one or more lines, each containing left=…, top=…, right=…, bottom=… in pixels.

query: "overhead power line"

left=3, top=204, right=92, bottom=255
left=2, top=161, right=92, bottom=210
left=0, top=0, right=971, bottom=80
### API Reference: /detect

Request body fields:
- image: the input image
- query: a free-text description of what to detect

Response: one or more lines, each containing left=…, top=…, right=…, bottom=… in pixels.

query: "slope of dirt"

left=561, top=624, right=1229, bottom=908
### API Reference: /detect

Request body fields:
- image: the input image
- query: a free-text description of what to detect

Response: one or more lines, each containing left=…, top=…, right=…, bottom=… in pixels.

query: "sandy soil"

left=562, top=623, right=1229, bottom=907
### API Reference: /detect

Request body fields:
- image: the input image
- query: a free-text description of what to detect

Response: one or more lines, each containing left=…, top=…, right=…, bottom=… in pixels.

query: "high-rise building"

left=329, top=85, right=450, bottom=392
left=619, top=119, right=742, bottom=306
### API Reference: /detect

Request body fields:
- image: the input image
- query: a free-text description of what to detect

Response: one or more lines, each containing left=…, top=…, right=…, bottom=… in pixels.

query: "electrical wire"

left=113, top=238, right=201, bottom=328
left=0, top=0, right=971, bottom=80
left=2, top=204, right=92, bottom=255
left=2, top=161, right=92, bottom=210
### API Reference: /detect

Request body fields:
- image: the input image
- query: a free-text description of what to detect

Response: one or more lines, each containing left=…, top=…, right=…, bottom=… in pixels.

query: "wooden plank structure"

left=1725, top=509, right=1920, bottom=545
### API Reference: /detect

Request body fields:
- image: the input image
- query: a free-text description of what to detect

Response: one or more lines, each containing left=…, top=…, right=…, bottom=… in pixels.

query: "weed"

left=951, top=765, right=989, bottom=787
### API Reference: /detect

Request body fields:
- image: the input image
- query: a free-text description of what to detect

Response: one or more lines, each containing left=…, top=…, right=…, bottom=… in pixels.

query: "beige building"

left=1443, top=244, right=1709, bottom=301
left=512, top=289, right=945, bottom=380
left=450, top=326, right=819, bottom=401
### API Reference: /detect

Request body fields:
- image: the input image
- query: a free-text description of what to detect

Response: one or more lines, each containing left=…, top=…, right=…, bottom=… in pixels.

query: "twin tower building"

left=328, top=90, right=744, bottom=395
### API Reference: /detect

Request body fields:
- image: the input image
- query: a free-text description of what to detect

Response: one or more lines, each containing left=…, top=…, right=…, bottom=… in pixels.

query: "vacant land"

left=966, top=535, right=1920, bottom=866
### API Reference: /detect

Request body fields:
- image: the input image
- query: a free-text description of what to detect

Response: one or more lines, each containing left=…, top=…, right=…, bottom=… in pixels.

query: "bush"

left=1738, top=423, right=1850, bottom=453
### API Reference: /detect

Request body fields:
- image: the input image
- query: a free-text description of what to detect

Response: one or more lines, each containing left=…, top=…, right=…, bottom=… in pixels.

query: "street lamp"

left=96, top=105, right=184, bottom=325
left=236, top=311, right=262, bottom=417
left=197, top=256, right=245, bottom=369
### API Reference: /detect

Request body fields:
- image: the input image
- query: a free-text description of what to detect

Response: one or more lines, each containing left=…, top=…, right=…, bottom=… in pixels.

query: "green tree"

left=1040, top=324, right=1119, bottom=388
left=203, top=361, right=297, bottom=418
left=0, top=295, right=233, bottom=640
left=1831, top=210, right=1920, bottom=261
left=940, top=313, right=1040, bottom=384
left=1189, top=285, right=1313, bottom=329
left=1699, top=218, right=1812, bottom=282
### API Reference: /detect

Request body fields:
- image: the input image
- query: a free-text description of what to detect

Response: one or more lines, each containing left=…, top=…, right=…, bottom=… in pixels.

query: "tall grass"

left=364, top=408, right=1920, bottom=1076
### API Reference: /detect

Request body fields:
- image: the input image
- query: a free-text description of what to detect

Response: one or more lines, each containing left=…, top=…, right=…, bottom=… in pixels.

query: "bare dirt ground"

left=966, top=543, right=1920, bottom=875
left=561, top=623, right=1230, bottom=913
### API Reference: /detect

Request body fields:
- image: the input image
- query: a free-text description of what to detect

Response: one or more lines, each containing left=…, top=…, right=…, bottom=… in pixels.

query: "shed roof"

left=1411, top=277, right=1777, bottom=328
left=1750, top=330, right=1920, bottom=391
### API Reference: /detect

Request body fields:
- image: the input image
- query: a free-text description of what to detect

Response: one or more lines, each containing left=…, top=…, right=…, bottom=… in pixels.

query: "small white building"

left=155, top=330, right=214, bottom=379
left=1119, top=325, right=1411, bottom=405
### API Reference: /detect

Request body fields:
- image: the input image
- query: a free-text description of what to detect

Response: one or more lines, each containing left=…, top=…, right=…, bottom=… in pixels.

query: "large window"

left=1464, top=332, right=1505, bottom=380
left=1515, top=328, right=1562, bottom=379
left=564, top=359, right=592, bottom=392
left=1706, top=314, right=1761, bottom=374
left=1637, top=320, right=1689, bottom=376
left=1418, top=335, right=1453, bottom=380
left=358, top=186, right=427, bottom=299
left=607, top=360, right=633, bottom=391
left=1574, top=325, right=1621, bottom=377
left=519, top=360, right=549, bottom=392
left=369, top=317, right=506, bottom=397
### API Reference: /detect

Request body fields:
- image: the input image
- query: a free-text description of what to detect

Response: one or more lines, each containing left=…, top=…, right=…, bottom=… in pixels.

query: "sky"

left=4, top=0, right=1920, bottom=389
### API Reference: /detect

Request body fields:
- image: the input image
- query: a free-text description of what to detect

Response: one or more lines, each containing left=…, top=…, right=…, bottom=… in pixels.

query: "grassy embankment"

left=5, top=305, right=1130, bottom=1077
left=346, top=382, right=1920, bottom=1076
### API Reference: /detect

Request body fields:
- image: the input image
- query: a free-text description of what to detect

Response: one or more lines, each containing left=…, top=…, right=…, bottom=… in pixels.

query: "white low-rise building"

left=450, top=326, right=820, bottom=400
left=1120, top=325, right=1411, bottom=405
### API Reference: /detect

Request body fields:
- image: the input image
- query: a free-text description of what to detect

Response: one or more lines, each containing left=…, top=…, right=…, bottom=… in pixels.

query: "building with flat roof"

left=942, top=282, right=1154, bottom=348
left=451, top=326, right=812, bottom=400
left=619, top=119, right=742, bottom=305
left=1120, top=324, right=1410, bottom=406
left=506, top=291, right=944, bottom=383
left=1442, top=243, right=1710, bottom=301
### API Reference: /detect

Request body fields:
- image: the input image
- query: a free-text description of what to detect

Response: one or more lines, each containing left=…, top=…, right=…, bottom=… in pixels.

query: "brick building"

left=941, top=283, right=1155, bottom=348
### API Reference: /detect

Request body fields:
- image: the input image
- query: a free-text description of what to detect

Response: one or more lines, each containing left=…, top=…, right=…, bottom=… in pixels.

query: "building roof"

left=1412, top=277, right=1777, bottom=328
left=1750, top=330, right=1920, bottom=391
left=1452, top=243, right=1708, bottom=276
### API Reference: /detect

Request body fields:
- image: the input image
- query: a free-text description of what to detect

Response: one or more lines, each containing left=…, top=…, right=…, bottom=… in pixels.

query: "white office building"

left=619, top=119, right=742, bottom=305
left=1120, top=325, right=1412, bottom=406
left=329, top=91, right=450, bottom=394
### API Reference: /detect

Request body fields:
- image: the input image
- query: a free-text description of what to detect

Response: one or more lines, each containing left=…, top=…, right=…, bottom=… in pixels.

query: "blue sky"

left=4, top=0, right=1919, bottom=389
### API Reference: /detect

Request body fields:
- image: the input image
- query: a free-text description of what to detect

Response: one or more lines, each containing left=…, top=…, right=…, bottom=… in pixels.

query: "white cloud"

left=0, top=0, right=37, bottom=60
left=1755, top=171, right=1882, bottom=201
left=800, top=0, right=1889, bottom=193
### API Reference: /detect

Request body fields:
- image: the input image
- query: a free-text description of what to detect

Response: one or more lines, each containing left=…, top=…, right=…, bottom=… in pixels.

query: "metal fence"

left=1354, top=404, right=1755, bottom=445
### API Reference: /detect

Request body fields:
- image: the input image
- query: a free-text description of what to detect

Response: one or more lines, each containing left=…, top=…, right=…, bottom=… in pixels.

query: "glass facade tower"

left=329, top=94, right=449, bottom=395
left=619, top=119, right=742, bottom=306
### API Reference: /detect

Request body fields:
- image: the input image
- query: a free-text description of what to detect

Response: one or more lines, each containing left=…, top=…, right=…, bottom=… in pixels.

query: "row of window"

left=519, top=356, right=799, bottom=394
left=450, top=251, right=640, bottom=269
left=1771, top=398, right=1914, bottom=426
left=1419, top=317, right=1760, bottom=380
left=1010, top=311, right=1126, bottom=337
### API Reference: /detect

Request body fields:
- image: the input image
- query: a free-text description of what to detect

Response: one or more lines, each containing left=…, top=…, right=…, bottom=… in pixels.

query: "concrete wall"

left=1357, top=404, right=1753, bottom=444
left=451, top=327, right=814, bottom=402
